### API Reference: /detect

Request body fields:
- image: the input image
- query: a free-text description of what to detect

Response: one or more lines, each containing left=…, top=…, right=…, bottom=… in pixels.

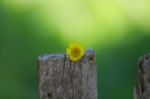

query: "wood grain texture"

left=134, top=54, right=150, bottom=99
left=38, top=49, right=97, bottom=99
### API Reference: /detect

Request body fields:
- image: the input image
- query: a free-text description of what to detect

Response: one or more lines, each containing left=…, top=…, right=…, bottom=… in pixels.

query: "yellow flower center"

left=71, top=47, right=80, bottom=57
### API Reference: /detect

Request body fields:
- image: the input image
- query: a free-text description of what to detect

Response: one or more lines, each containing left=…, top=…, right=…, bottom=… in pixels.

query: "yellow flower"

left=67, top=43, right=85, bottom=61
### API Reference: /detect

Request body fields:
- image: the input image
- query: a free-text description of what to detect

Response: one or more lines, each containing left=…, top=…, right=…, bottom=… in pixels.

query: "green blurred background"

left=0, top=0, right=150, bottom=99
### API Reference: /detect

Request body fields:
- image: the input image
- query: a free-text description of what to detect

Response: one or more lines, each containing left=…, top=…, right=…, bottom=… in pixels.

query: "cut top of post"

left=38, top=49, right=96, bottom=62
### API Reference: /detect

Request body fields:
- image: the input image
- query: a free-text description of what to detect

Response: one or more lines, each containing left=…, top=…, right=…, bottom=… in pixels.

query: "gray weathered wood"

left=38, top=49, right=97, bottom=99
left=134, top=54, right=150, bottom=99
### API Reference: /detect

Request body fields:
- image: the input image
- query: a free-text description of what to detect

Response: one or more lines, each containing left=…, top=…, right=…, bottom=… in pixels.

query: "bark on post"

left=134, top=54, right=150, bottom=99
left=38, top=49, right=97, bottom=99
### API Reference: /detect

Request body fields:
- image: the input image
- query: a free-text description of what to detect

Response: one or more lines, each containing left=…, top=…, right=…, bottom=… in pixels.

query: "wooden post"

left=134, top=54, right=150, bottom=99
left=38, top=49, right=97, bottom=99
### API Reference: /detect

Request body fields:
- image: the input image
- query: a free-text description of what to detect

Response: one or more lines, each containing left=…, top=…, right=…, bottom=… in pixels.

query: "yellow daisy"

left=66, top=43, right=85, bottom=61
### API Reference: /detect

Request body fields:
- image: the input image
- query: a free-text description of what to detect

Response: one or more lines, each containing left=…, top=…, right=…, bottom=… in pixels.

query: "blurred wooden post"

left=134, top=54, right=150, bottom=99
left=38, top=49, right=97, bottom=99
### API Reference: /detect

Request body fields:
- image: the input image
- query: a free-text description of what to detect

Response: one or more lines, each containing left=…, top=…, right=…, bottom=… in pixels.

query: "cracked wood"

left=38, top=49, right=97, bottom=99
left=134, top=54, right=150, bottom=99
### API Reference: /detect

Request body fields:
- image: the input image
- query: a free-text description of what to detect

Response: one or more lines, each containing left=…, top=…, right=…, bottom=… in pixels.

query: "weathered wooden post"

left=38, top=49, right=97, bottom=99
left=134, top=54, right=150, bottom=99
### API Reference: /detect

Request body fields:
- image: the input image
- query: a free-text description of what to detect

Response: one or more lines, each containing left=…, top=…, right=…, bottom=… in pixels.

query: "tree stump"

left=134, top=54, right=150, bottom=99
left=38, top=49, right=97, bottom=99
